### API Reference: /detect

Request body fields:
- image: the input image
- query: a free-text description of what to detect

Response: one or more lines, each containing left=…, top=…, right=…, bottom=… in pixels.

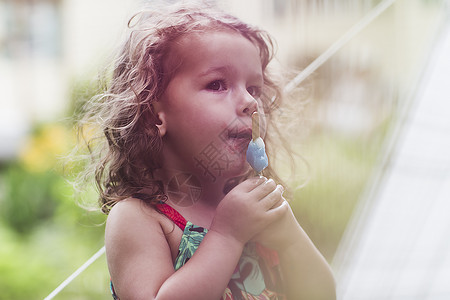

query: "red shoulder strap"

left=255, top=242, right=280, bottom=267
left=156, top=203, right=187, bottom=230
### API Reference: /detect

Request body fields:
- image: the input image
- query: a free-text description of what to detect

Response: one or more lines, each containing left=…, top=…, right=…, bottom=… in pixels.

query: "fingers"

left=232, top=176, right=286, bottom=211
left=247, top=177, right=275, bottom=195
left=233, top=176, right=267, bottom=193
left=259, top=184, right=284, bottom=211
left=246, top=177, right=282, bottom=204
left=234, top=176, right=280, bottom=195
left=265, top=198, right=290, bottom=220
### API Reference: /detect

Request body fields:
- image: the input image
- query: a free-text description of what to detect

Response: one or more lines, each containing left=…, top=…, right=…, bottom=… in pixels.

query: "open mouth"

left=228, top=129, right=252, bottom=140
left=226, top=129, right=252, bottom=153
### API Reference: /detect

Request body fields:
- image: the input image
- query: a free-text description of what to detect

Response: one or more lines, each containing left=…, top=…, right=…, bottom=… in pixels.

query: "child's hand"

left=209, top=177, right=288, bottom=246
left=251, top=196, right=302, bottom=252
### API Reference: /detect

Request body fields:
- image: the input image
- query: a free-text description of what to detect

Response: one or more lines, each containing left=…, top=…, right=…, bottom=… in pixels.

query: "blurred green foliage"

left=1, top=165, right=59, bottom=234
left=0, top=82, right=110, bottom=298
left=291, top=124, right=388, bottom=260
left=0, top=129, right=109, bottom=299
left=67, top=78, right=104, bottom=124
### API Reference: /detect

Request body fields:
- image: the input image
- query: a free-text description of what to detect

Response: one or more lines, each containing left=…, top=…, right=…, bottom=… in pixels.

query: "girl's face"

left=155, top=30, right=265, bottom=182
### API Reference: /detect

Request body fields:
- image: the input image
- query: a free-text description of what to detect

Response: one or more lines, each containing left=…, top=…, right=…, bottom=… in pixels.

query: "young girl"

left=80, top=2, right=335, bottom=299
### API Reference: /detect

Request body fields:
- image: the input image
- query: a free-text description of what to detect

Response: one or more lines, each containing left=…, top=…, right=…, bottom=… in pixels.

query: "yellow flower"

left=19, top=124, right=76, bottom=173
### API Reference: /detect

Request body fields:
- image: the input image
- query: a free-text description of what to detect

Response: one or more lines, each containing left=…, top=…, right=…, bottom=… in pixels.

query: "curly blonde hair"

left=78, top=1, right=287, bottom=214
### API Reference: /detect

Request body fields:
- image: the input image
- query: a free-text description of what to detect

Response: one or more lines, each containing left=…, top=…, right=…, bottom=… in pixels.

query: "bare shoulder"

left=105, top=198, right=166, bottom=263
left=105, top=198, right=163, bottom=242
left=104, top=198, right=177, bottom=298
left=107, top=198, right=160, bottom=225
left=105, top=198, right=180, bottom=256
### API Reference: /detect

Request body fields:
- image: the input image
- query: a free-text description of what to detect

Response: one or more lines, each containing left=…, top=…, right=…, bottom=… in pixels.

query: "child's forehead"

left=169, top=30, right=259, bottom=63
left=177, top=29, right=248, bottom=48
left=177, top=31, right=259, bottom=69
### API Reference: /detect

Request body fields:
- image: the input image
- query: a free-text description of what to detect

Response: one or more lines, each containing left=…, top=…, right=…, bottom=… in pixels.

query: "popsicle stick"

left=252, top=112, right=260, bottom=141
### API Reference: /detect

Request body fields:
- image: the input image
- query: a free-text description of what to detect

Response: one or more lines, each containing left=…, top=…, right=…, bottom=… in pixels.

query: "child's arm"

left=106, top=199, right=241, bottom=300
left=253, top=199, right=336, bottom=300
left=105, top=177, right=286, bottom=300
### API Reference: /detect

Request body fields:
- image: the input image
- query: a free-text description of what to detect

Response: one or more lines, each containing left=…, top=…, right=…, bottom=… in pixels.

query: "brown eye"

left=206, top=80, right=227, bottom=91
left=247, top=86, right=261, bottom=98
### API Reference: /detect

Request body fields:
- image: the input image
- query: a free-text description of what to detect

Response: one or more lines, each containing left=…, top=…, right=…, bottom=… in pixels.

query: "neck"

left=153, top=167, right=235, bottom=227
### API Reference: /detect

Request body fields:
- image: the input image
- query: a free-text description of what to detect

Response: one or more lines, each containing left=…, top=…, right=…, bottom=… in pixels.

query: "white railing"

left=44, top=246, right=106, bottom=300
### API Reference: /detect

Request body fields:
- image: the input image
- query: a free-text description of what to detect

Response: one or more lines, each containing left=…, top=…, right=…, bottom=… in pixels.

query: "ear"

left=155, top=112, right=167, bottom=137
left=151, top=102, right=167, bottom=137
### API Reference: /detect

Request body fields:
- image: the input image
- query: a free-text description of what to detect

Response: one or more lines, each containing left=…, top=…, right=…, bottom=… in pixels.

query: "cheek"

left=190, top=112, right=224, bottom=134
left=172, top=115, right=225, bottom=146
left=192, top=105, right=232, bottom=130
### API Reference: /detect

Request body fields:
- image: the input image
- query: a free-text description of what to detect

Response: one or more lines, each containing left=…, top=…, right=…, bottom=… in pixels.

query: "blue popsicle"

left=246, top=112, right=268, bottom=173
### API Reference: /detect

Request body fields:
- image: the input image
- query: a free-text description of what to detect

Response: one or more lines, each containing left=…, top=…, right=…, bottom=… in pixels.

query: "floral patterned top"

left=110, top=203, right=286, bottom=299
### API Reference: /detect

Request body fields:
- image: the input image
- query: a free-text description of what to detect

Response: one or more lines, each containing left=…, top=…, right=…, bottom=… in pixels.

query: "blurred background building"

left=0, top=0, right=141, bottom=160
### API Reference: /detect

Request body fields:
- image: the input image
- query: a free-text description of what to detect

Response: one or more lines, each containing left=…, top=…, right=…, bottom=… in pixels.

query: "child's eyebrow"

left=199, top=66, right=263, bottom=82
left=199, top=66, right=231, bottom=77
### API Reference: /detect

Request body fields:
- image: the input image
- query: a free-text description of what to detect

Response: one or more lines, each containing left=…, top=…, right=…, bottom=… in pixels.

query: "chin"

left=223, top=161, right=252, bottom=178
left=222, top=166, right=253, bottom=194
left=192, top=147, right=250, bottom=183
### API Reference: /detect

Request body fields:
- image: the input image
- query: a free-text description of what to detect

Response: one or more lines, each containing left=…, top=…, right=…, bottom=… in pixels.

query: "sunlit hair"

left=79, top=1, right=288, bottom=213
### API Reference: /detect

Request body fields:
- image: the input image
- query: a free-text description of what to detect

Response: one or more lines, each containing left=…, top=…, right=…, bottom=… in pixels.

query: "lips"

left=228, top=128, right=252, bottom=140
left=227, top=128, right=252, bottom=153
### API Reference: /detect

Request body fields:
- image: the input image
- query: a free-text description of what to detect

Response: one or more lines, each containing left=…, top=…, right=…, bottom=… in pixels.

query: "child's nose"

left=238, top=89, right=258, bottom=116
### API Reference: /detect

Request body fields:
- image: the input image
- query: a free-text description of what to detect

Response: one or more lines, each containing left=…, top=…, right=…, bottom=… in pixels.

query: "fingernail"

left=256, top=176, right=267, bottom=184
